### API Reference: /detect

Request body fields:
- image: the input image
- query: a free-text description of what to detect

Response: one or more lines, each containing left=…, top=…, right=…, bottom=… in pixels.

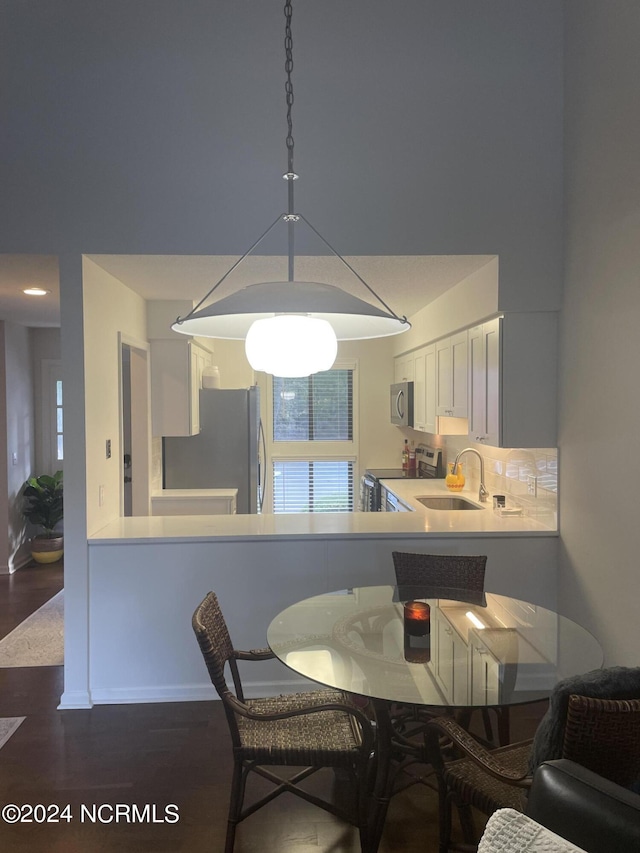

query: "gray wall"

left=0, top=1, right=568, bottom=701
left=560, top=1, right=640, bottom=664
left=0, top=0, right=563, bottom=311
left=0, top=321, right=35, bottom=572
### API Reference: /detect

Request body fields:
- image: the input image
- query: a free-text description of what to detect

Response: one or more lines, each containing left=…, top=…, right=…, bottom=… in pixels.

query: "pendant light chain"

left=284, top=0, right=295, bottom=177
left=173, top=0, right=410, bottom=340
left=283, top=0, right=298, bottom=281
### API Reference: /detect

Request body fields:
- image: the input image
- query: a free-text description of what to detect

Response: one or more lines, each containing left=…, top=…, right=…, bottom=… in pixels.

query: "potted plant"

left=22, top=470, right=64, bottom=563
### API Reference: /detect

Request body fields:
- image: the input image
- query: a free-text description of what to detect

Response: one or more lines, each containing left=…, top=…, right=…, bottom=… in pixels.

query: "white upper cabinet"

left=410, top=344, right=437, bottom=434
left=424, top=343, right=437, bottom=434
left=394, top=344, right=437, bottom=434
left=392, top=311, right=557, bottom=448
left=436, top=331, right=468, bottom=418
left=468, top=318, right=501, bottom=445
left=150, top=339, right=213, bottom=437
left=394, top=353, right=415, bottom=383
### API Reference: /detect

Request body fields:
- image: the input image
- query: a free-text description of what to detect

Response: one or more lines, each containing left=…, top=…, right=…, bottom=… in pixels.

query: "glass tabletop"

left=267, top=585, right=603, bottom=708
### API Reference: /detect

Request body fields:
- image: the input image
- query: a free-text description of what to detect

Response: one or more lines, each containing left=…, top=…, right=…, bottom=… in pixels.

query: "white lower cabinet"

left=469, top=633, right=501, bottom=705
left=433, top=608, right=469, bottom=705
left=151, top=489, right=237, bottom=516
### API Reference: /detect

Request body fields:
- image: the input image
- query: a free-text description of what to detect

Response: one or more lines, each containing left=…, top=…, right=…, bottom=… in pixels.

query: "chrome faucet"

left=451, top=448, right=489, bottom=503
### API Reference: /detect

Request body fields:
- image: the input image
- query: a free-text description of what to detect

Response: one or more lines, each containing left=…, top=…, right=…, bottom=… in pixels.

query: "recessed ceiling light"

left=23, top=287, right=50, bottom=296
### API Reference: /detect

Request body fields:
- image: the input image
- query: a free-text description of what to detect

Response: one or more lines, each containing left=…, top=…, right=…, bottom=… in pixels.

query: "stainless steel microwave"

left=390, top=381, right=414, bottom=427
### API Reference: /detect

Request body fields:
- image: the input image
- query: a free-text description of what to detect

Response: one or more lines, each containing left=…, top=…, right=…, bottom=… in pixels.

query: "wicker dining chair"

left=392, top=551, right=487, bottom=594
left=390, top=552, right=504, bottom=746
left=424, top=666, right=640, bottom=853
left=192, top=591, right=376, bottom=853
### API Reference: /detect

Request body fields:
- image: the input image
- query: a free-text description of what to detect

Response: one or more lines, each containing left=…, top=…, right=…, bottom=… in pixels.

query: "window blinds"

left=273, top=460, right=354, bottom=513
left=272, top=370, right=353, bottom=442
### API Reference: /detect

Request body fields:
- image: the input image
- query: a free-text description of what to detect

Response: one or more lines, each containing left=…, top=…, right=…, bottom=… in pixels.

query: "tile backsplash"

left=442, top=436, right=557, bottom=525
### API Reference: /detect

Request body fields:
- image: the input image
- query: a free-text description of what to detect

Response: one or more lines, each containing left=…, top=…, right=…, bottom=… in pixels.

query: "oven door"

left=360, top=475, right=380, bottom=512
left=384, top=487, right=413, bottom=512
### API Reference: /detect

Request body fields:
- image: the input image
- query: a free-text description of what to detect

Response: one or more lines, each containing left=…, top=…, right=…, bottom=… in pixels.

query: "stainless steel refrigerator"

left=162, top=387, right=264, bottom=513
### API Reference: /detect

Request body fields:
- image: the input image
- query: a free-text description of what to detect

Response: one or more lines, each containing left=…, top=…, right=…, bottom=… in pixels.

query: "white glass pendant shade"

left=245, top=315, right=338, bottom=377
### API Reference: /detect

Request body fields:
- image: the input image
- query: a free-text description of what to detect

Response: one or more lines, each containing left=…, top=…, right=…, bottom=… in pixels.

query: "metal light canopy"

left=171, top=0, right=410, bottom=376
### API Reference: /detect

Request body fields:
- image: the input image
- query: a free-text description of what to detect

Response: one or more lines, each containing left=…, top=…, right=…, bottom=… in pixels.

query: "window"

left=41, top=359, right=63, bottom=472
left=273, top=460, right=354, bottom=513
left=272, top=371, right=353, bottom=442
left=270, top=367, right=356, bottom=513
left=55, top=379, right=64, bottom=462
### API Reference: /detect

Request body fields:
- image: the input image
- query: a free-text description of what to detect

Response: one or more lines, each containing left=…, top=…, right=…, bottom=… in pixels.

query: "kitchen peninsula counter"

left=75, top=482, right=558, bottom=711
left=90, top=480, right=556, bottom=543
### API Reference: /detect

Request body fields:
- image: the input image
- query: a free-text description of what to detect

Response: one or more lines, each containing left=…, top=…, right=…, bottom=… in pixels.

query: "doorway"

left=119, top=335, right=151, bottom=517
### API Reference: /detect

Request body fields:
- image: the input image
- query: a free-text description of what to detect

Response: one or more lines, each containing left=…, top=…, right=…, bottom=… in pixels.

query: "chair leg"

left=456, top=797, right=476, bottom=845
left=225, top=759, right=246, bottom=853
left=497, top=707, right=510, bottom=745
left=481, top=708, right=494, bottom=744
left=438, top=787, right=454, bottom=853
left=355, top=766, right=371, bottom=853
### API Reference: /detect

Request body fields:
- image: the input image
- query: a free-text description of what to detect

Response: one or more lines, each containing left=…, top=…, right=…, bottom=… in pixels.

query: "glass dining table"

left=267, top=584, right=603, bottom=851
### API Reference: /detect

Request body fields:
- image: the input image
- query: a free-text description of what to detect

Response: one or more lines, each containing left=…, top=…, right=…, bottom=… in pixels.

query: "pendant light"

left=172, top=0, right=410, bottom=377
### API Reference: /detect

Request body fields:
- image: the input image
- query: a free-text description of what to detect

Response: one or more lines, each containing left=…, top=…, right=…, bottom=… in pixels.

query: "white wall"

left=83, top=257, right=147, bottom=535
left=0, top=321, right=35, bottom=572
left=560, top=2, right=640, bottom=664
left=393, top=258, right=500, bottom=357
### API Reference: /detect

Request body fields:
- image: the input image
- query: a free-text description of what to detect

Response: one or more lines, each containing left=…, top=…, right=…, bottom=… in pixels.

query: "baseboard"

left=88, top=678, right=316, bottom=706
left=10, top=553, right=35, bottom=573
left=58, top=690, right=94, bottom=710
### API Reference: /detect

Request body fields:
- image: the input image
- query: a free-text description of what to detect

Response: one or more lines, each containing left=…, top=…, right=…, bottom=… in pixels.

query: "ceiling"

left=0, top=253, right=495, bottom=328
left=0, top=255, right=61, bottom=327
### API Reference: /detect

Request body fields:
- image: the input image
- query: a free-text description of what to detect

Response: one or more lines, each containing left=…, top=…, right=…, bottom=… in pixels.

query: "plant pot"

left=30, top=535, right=64, bottom=564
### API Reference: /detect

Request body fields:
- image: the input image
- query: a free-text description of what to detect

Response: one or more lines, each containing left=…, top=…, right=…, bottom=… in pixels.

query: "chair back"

left=191, top=592, right=244, bottom=702
left=392, top=551, right=487, bottom=593
left=563, top=694, right=640, bottom=789
left=529, top=666, right=640, bottom=772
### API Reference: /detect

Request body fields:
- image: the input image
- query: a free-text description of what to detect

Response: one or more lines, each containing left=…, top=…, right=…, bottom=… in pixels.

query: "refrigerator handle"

left=258, top=419, right=267, bottom=512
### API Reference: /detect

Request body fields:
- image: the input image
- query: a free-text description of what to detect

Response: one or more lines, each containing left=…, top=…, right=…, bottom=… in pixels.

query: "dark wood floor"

left=0, top=563, right=546, bottom=852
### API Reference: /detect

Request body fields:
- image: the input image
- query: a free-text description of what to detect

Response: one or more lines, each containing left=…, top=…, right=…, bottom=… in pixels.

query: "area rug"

left=0, top=591, right=63, bottom=667
left=0, top=717, right=25, bottom=749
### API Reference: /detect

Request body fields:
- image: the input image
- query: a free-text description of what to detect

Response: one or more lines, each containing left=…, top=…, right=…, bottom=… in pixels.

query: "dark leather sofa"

left=526, top=759, right=640, bottom=853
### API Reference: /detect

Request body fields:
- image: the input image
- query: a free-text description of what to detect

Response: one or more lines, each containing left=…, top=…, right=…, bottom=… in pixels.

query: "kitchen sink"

left=416, top=496, right=483, bottom=511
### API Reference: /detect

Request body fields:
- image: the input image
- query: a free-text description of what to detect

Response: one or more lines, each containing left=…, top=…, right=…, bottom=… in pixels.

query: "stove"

left=360, top=445, right=444, bottom=511
left=365, top=468, right=415, bottom=480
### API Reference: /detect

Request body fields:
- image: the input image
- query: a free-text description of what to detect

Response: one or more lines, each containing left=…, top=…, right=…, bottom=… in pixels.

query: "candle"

left=404, top=600, right=431, bottom=637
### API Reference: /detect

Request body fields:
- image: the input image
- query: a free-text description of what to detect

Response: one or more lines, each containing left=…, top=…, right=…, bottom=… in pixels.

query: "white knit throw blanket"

left=478, top=809, right=586, bottom=853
